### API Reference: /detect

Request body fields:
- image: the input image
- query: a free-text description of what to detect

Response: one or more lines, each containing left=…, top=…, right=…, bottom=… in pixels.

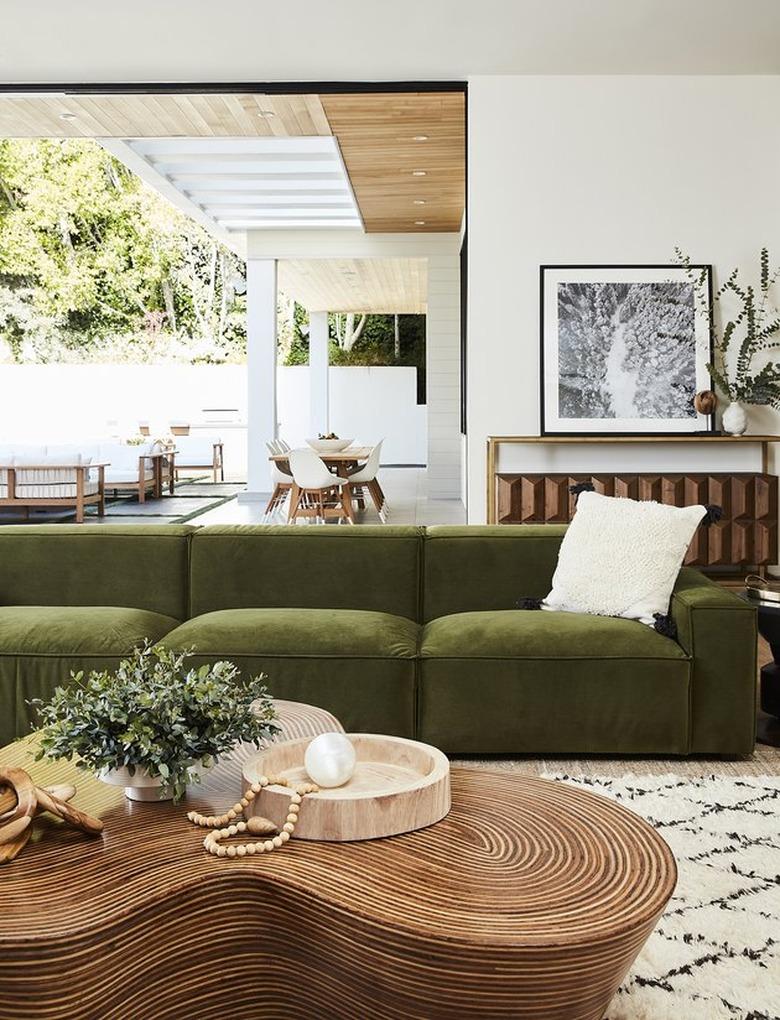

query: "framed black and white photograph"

left=540, top=264, right=713, bottom=435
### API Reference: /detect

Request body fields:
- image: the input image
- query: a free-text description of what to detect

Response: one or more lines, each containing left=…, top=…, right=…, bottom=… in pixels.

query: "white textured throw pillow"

left=543, top=491, right=707, bottom=627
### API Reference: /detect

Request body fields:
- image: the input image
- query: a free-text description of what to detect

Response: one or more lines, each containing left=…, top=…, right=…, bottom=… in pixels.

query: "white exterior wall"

left=277, top=366, right=426, bottom=463
left=467, top=75, right=780, bottom=522
left=0, top=364, right=424, bottom=471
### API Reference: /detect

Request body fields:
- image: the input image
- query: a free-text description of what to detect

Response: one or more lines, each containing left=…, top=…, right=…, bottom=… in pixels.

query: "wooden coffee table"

left=0, top=712, right=675, bottom=1020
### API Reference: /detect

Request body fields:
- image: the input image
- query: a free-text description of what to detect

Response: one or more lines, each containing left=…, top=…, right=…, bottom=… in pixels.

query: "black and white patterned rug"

left=546, top=775, right=780, bottom=1020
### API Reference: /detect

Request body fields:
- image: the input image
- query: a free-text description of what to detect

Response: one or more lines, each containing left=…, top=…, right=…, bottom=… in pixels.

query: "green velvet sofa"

left=0, top=523, right=757, bottom=756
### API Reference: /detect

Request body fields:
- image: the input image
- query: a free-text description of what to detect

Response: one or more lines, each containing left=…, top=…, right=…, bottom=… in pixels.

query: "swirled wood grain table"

left=0, top=704, right=675, bottom=1020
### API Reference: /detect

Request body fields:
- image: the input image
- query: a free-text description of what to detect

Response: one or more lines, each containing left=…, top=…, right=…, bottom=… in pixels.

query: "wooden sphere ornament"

left=694, top=389, right=718, bottom=415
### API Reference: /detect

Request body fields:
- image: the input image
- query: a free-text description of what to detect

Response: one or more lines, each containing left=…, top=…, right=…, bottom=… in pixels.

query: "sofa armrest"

left=671, top=567, right=757, bottom=755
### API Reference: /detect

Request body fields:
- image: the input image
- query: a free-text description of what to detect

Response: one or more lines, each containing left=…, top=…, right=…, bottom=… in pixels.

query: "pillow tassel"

left=516, top=596, right=544, bottom=610
left=653, top=613, right=678, bottom=640
left=569, top=481, right=595, bottom=504
left=702, top=504, right=723, bottom=526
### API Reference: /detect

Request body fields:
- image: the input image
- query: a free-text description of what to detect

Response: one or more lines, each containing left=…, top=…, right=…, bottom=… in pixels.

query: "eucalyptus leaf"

left=30, top=643, right=279, bottom=804
left=676, top=247, right=780, bottom=407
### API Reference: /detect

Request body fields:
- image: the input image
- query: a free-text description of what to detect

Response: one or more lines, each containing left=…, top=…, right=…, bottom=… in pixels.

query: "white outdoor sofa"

left=0, top=440, right=166, bottom=522
left=0, top=444, right=106, bottom=523
left=80, top=441, right=161, bottom=503
left=171, top=435, right=224, bottom=482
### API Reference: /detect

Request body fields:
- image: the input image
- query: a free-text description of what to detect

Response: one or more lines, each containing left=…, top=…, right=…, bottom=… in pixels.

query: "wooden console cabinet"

left=487, top=435, right=780, bottom=571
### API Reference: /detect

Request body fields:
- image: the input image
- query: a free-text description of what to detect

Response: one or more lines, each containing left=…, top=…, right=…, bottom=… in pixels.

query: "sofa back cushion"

left=0, top=525, right=193, bottom=620
left=190, top=525, right=424, bottom=621
left=423, top=525, right=567, bottom=622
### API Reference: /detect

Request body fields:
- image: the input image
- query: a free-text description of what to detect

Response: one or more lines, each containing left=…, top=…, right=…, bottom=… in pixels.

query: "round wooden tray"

left=242, top=734, right=451, bottom=841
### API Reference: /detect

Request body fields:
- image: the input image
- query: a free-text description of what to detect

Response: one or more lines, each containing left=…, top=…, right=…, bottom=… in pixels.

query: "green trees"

left=0, top=137, right=426, bottom=396
left=0, top=138, right=246, bottom=363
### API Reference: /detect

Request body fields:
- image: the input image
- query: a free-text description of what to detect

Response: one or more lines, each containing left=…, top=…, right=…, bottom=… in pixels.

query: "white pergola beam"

left=98, top=137, right=243, bottom=255
left=183, top=179, right=349, bottom=192
left=200, top=197, right=355, bottom=209
left=190, top=191, right=351, bottom=204
left=220, top=218, right=361, bottom=229
left=155, top=158, right=341, bottom=177
left=131, top=137, right=337, bottom=156
left=216, top=208, right=359, bottom=220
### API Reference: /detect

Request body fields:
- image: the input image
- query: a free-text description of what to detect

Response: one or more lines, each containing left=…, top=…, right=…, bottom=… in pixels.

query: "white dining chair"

left=264, top=441, right=293, bottom=515
left=287, top=447, right=354, bottom=524
left=347, top=440, right=386, bottom=520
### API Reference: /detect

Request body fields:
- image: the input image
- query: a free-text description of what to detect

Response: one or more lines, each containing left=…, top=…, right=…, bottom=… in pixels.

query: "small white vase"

left=722, top=401, right=748, bottom=436
left=99, top=765, right=172, bottom=802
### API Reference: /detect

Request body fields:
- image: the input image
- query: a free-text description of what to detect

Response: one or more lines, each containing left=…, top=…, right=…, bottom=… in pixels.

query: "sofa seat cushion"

left=418, top=610, right=691, bottom=755
left=164, top=607, right=419, bottom=659
left=104, top=469, right=155, bottom=484
left=0, top=605, right=181, bottom=745
left=161, top=608, right=420, bottom=739
left=0, top=605, right=181, bottom=656
left=421, top=609, right=688, bottom=660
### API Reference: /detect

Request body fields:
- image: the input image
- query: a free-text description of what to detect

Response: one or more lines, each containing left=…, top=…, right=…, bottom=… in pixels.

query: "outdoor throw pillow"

left=541, top=490, right=709, bottom=628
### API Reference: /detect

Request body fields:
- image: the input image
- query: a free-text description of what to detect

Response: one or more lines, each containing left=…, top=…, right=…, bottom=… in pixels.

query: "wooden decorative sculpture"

left=0, top=766, right=103, bottom=863
left=694, top=389, right=718, bottom=415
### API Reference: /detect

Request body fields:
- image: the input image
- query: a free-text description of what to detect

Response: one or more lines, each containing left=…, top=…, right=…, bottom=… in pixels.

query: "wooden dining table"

left=268, top=446, right=372, bottom=512
left=268, top=446, right=371, bottom=479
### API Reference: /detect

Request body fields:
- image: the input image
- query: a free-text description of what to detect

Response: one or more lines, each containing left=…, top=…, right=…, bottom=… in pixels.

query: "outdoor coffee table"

left=0, top=709, right=675, bottom=1020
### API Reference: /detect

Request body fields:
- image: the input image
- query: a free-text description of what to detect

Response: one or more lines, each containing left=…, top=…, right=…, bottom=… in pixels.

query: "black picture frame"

left=539, top=264, right=714, bottom=436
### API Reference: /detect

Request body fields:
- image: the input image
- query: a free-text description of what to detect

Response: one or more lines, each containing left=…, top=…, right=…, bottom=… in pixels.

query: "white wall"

left=0, top=363, right=425, bottom=472
left=277, top=366, right=426, bottom=464
left=467, top=75, right=780, bottom=521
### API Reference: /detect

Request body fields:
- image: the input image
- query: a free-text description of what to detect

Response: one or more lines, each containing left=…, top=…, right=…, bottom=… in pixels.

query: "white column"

left=309, top=310, right=329, bottom=436
left=426, top=253, right=462, bottom=499
left=241, top=258, right=277, bottom=499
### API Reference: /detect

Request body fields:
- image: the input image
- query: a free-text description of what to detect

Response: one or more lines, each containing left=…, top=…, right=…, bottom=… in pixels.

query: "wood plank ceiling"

left=0, top=94, right=332, bottom=138
left=320, top=92, right=465, bottom=233
left=279, top=258, right=428, bottom=313
left=0, top=91, right=465, bottom=233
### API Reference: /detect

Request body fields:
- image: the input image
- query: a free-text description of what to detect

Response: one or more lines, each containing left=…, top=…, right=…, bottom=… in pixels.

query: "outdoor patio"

left=0, top=468, right=465, bottom=527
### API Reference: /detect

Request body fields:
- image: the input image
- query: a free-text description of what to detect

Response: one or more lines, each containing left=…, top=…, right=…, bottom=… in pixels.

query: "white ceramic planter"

left=99, top=765, right=172, bottom=802
left=722, top=401, right=748, bottom=436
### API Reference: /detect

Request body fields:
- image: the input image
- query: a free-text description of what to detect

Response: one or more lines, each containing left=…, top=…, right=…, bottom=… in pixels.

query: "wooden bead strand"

left=186, top=774, right=319, bottom=858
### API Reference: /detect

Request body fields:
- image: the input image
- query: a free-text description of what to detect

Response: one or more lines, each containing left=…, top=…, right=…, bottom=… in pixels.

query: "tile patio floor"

left=0, top=468, right=466, bottom=528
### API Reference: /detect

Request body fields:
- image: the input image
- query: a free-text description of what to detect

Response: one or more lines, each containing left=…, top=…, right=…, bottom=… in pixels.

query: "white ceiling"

left=103, top=137, right=362, bottom=243
left=1, top=0, right=779, bottom=79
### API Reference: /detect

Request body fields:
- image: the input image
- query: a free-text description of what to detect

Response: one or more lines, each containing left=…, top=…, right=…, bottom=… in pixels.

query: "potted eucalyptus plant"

left=676, top=247, right=780, bottom=434
left=32, top=644, right=278, bottom=803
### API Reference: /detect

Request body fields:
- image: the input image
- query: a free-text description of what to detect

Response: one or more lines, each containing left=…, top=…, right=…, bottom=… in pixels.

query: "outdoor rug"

left=0, top=479, right=243, bottom=527
left=543, top=774, right=780, bottom=1020
left=100, top=478, right=244, bottom=524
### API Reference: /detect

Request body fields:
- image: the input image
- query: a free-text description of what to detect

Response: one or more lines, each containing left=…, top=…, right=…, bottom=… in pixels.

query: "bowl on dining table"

left=306, top=438, right=353, bottom=453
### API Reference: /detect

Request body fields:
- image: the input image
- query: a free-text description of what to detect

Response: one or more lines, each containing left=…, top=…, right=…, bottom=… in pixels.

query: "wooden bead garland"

left=186, top=773, right=319, bottom=858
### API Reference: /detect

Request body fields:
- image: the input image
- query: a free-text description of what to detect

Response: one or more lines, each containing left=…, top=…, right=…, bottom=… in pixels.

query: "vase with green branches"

left=675, top=247, right=780, bottom=433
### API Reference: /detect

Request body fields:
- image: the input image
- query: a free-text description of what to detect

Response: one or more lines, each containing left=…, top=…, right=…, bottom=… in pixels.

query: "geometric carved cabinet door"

left=495, top=472, right=778, bottom=568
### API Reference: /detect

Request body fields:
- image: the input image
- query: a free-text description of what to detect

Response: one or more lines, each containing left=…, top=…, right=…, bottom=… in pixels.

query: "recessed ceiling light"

left=411, top=169, right=427, bottom=177
left=414, top=220, right=426, bottom=226
left=257, top=110, right=276, bottom=118
left=412, top=135, right=428, bottom=142
left=59, top=112, right=77, bottom=121
left=413, top=199, right=426, bottom=205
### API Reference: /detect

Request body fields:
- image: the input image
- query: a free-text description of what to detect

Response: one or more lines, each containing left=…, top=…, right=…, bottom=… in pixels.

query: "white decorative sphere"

left=304, top=732, right=356, bottom=788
